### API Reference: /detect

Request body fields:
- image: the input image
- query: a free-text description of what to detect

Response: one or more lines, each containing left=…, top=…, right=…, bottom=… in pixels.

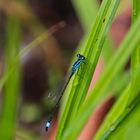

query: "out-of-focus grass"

left=73, top=0, right=98, bottom=30
left=0, top=1, right=65, bottom=139
left=15, top=127, right=40, bottom=140
left=0, top=21, right=65, bottom=93
left=0, top=16, right=22, bottom=140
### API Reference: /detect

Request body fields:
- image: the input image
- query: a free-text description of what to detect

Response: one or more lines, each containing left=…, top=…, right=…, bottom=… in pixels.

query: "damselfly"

left=45, top=54, right=85, bottom=131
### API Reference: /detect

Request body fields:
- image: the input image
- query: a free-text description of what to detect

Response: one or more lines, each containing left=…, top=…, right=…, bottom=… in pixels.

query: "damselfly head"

left=77, top=54, right=85, bottom=60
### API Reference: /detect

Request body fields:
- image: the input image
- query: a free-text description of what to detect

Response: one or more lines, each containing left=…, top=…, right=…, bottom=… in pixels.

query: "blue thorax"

left=72, top=54, right=85, bottom=75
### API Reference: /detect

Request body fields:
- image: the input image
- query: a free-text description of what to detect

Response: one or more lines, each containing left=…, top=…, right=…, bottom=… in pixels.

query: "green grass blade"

left=73, top=0, right=115, bottom=63
left=94, top=1, right=140, bottom=138
left=0, top=16, right=22, bottom=139
left=69, top=0, right=120, bottom=116
left=61, top=17, right=140, bottom=140
left=95, top=66, right=140, bottom=139
left=129, top=0, right=140, bottom=104
left=104, top=93, right=140, bottom=140
left=56, top=0, right=120, bottom=139
left=67, top=0, right=120, bottom=127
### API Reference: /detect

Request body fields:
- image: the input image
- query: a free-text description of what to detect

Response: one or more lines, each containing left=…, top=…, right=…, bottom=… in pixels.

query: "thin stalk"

left=129, top=0, right=140, bottom=103
left=0, top=16, right=22, bottom=139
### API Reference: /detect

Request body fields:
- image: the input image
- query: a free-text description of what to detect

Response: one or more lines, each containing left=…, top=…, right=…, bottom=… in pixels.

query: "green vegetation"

left=0, top=0, right=140, bottom=140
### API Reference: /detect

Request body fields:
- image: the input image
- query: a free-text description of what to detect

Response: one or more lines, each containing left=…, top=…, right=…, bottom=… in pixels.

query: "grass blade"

left=62, top=16, right=140, bottom=140
left=0, top=16, right=22, bottom=139
left=56, top=0, right=120, bottom=139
